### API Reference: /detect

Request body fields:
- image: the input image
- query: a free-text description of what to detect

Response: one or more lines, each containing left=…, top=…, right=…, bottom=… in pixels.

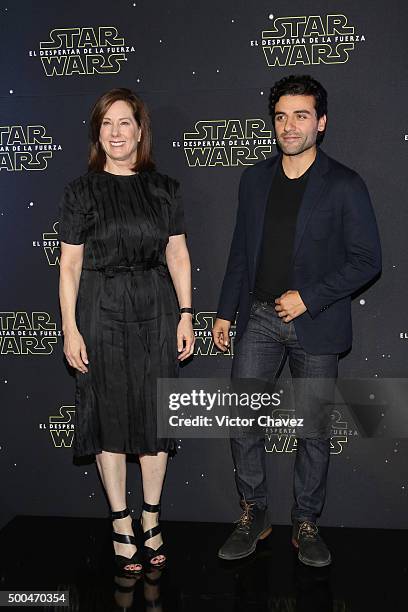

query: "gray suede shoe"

left=218, top=501, right=272, bottom=560
left=292, top=520, right=331, bottom=567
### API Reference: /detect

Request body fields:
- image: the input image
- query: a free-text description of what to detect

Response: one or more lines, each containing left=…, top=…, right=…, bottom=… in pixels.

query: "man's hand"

left=275, top=290, right=307, bottom=323
left=212, top=318, right=231, bottom=351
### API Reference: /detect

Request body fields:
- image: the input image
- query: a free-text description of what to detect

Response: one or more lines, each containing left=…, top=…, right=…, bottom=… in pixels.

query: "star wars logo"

left=32, top=221, right=61, bottom=266
left=0, top=126, right=62, bottom=172
left=39, top=406, right=75, bottom=448
left=29, top=26, right=135, bottom=76
left=173, top=119, right=274, bottom=167
left=194, top=312, right=236, bottom=356
left=265, top=408, right=358, bottom=455
left=251, top=14, right=365, bottom=67
left=0, top=312, right=61, bottom=355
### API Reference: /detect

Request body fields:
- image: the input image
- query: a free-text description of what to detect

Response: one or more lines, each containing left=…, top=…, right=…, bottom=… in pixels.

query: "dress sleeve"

left=169, top=179, right=186, bottom=236
left=58, top=183, right=87, bottom=245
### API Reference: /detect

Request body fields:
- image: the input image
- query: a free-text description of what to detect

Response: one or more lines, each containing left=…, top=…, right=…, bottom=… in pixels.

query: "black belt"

left=83, top=262, right=165, bottom=277
left=253, top=296, right=279, bottom=307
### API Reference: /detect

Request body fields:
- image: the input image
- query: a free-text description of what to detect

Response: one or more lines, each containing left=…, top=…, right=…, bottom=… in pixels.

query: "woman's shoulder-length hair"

left=88, top=88, right=155, bottom=173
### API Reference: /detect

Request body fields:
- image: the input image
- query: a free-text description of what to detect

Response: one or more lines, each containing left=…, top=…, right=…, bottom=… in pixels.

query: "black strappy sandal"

left=111, top=507, right=143, bottom=575
left=140, top=502, right=166, bottom=567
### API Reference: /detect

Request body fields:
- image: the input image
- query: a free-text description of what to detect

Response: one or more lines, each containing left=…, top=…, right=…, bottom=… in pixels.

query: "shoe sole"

left=298, top=551, right=332, bottom=567
left=218, top=526, right=272, bottom=560
left=292, top=537, right=331, bottom=567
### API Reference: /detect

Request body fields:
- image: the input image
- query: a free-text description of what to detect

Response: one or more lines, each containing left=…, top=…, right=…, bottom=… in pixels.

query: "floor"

left=0, top=517, right=405, bottom=611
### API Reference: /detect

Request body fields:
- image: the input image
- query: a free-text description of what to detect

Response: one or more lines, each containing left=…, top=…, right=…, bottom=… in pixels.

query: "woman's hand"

left=63, top=328, right=89, bottom=373
left=177, top=315, right=195, bottom=361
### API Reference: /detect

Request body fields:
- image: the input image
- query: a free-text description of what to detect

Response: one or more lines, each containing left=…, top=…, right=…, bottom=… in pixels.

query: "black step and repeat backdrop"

left=1, top=1, right=407, bottom=530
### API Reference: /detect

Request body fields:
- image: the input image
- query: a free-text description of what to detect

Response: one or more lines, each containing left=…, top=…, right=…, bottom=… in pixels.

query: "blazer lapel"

left=292, top=148, right=330, bottom=261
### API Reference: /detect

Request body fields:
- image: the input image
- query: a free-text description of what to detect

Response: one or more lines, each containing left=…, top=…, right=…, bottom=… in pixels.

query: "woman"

left=58, top=88, right=194, bottom=574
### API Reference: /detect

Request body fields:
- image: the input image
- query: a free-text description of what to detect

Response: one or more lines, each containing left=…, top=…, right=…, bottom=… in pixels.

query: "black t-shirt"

left=254, top=161, right=312, bottom=301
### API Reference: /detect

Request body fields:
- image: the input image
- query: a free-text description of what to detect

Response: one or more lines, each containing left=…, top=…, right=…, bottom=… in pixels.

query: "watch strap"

left=180, top=307, right=194, bottom=315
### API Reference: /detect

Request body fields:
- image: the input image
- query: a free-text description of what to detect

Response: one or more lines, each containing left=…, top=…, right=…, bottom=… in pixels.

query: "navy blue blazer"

left=216, top=149, right=382, bottom=355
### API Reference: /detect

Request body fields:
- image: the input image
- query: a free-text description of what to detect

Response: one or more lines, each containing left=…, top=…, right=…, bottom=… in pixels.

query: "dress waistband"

left=83, top=262, right=165, bottom=277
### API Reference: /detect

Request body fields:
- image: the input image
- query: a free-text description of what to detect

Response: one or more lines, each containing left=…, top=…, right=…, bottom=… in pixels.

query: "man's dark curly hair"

left=269, top=75, right=328, bottom=145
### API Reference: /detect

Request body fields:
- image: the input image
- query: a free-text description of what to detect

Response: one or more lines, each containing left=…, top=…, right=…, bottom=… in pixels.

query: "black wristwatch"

left=180, top=307, right=195, bottom=319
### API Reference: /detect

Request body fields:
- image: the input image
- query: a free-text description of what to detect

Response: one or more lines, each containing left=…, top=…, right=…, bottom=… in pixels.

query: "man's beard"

left=276, top=133, right=316, bottom=156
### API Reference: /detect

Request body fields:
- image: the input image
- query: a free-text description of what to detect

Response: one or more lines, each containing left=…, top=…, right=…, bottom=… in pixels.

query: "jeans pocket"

left=250, top=300, right=260, bottom=316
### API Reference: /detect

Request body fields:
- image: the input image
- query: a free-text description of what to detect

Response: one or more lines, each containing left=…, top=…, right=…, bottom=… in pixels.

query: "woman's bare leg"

left=96, top=450, right=141, bottom=571
left=139, top=452, right=168, bottom=565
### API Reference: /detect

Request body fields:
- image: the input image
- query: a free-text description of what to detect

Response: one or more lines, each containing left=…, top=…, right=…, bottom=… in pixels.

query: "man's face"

left=274, top=94, right=326, bottom=156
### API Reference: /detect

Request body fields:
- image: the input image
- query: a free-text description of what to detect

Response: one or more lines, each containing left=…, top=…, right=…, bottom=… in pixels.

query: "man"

left=212, top=75, right=381, bottom=567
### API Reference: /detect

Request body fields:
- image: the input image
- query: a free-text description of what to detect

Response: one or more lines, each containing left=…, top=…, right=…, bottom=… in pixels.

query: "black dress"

left=58, top=170, right=185, bottom=457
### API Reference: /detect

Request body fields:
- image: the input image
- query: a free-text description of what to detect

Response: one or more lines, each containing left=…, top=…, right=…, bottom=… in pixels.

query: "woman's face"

left=99, top=100, right=141, bottom=166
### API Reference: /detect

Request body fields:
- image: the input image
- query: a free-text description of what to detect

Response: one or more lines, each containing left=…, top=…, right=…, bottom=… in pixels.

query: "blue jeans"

left=231, top=299, right=338, bottom=523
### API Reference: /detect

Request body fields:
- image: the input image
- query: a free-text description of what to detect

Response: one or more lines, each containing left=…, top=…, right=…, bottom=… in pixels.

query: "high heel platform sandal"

left=140, top=502, right=167, bottom=567
left=111, top=507, right=143, bottom=575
